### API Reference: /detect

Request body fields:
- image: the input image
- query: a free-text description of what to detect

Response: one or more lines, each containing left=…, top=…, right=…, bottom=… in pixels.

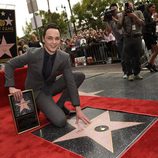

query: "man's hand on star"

left=75, top=106, right=91, bottom=127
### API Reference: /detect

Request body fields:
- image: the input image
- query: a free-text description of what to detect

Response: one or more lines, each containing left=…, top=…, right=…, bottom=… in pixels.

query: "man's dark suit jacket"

left=5, top=47, right=80, bottom=106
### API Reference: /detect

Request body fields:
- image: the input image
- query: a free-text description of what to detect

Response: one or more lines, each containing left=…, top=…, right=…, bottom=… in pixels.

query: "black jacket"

left=143, top=11, right=156, bottom=35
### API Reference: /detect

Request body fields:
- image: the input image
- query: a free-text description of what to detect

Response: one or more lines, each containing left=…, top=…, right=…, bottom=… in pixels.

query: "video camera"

left=103, top=9, right=116, bottom=22
left=124, top=2, right=133, bottom=14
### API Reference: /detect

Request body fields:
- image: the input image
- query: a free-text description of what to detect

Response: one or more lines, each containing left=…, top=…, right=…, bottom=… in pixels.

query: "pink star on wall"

left=0, top=36, right=14, bottom=58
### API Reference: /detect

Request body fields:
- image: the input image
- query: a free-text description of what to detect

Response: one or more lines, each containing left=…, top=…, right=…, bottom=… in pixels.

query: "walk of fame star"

left=0, top=36, right=14, bottom=57
left=16, top=98, right=30, bottom=113
left=5, top=17, right=13, bottom=26
left=54, top=111, right=144, bottom=153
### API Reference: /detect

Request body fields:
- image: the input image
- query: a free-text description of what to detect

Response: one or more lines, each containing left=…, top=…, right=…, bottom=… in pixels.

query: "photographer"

left=107, top=3, right=127, bottom=79
left=121, top=2, right=144, bottom=81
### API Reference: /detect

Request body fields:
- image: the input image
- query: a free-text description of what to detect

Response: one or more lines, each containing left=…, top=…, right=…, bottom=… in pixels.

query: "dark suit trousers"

left=35, top=72, right=85, bottom=127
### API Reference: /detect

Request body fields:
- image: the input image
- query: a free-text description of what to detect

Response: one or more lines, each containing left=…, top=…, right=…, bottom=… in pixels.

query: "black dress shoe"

left=62, top=106, right=76, bottom=118
left=145, top=63, right=154, bottom=72
left=151, top=64, right=158, bottom=72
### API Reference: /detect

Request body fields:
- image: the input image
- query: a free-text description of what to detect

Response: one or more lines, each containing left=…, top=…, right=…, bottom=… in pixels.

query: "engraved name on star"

left=5, top=17, right=13, bottom=26
left=0, top=36, right=14, bottom=57
left=53, top=111, right=144, bottom=153
left=16, top=98, right=30, bottom=113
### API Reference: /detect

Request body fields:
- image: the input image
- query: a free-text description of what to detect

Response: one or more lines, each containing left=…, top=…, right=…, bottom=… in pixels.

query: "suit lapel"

left=38, top=48, right=45, bottom=79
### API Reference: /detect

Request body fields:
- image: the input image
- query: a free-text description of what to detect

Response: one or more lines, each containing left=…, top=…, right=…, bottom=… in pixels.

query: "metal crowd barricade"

left=73, top=41, right=119, bottom=65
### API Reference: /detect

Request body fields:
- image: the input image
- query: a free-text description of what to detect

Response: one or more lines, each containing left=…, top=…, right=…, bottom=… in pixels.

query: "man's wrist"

left=8, top=87, right=16, bottom=94
left=75, top=106, right=81, bottom=111
left=9, top=87, right=15, bottom=91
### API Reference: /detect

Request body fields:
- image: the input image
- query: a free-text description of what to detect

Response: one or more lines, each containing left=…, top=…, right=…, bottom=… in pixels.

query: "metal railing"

left=70, top=41, right=120, bottom=66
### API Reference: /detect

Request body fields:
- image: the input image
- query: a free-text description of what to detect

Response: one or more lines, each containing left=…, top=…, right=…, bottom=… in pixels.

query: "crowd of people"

left=60, top=2, right=158, bottom=82
left=17, top=33, right=42, bottom=55
left=61, top=27, right=118, bottom=65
